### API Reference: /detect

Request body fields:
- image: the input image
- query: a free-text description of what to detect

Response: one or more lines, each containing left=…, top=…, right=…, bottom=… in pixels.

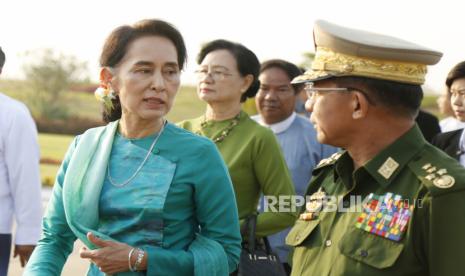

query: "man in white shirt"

left=252, top=59, right=338, bottom=273
left=0, top=47, right=42, bottom=275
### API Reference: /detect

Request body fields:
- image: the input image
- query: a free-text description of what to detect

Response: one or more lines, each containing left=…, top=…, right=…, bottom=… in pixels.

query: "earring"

left=94, top=84, right=116, bottom=111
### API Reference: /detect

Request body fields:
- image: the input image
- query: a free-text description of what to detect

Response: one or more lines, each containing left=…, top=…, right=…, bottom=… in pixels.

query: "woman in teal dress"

left=178, top=40, right=297, bottom=238
left=25, top=20, right=241, bottom=276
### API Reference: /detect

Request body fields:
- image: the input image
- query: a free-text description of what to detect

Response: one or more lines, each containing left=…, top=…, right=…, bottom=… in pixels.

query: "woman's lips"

left=143, top=97, right=164, bottom=108
left=200, top=88, right=214, bottom=93
left=454, top=110, right=465, bottom=116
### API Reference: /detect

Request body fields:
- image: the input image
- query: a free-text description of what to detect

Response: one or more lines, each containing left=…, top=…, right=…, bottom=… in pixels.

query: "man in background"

left=0, top=47, right=42, bottom=275
left=253, top=59, right=338, bottom=273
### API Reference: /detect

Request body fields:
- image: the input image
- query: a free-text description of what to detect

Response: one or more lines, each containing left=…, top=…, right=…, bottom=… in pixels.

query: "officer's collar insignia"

left=300, top=187, right=327, bottom=221
left=377, top=157, right=399, bottom=179
left=355, top=192, right=412, bottom=242
left=421, top=164, right=455, bottom=189
left=316, top=152, right=342, bottom=167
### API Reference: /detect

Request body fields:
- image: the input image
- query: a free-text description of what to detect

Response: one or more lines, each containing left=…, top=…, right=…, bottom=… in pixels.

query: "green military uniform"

left=286, top=20, right=465, bottom=275
left=287, top=125, right=465, bottom=275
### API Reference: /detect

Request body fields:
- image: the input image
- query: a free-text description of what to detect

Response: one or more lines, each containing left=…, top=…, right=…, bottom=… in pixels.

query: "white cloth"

left=439, top=116, right=465, bottom=132
left=255, top=112, right=296, bottom=134
left=0, top=93, right=42, bottom=245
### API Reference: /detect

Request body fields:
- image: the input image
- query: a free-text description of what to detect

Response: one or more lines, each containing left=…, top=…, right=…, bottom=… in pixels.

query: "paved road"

left=8, top=187, right=88, bottom=276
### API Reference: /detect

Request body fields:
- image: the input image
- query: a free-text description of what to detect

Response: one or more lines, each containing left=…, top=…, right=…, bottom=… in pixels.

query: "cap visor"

left=291, top=70, right=342, bottom=84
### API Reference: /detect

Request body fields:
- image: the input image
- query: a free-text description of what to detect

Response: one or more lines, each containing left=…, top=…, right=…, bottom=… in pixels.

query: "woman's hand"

left=79, top=232, right=135, bottom=274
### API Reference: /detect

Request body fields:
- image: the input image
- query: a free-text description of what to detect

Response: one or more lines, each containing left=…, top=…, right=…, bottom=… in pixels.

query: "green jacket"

left=179, top=111, right=297, bottom=237
left=287, top=125, right=465, bottom=276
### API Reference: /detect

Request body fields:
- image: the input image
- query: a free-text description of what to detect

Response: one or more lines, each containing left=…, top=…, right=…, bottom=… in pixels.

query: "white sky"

left=1, top=0, right=465, bottom=93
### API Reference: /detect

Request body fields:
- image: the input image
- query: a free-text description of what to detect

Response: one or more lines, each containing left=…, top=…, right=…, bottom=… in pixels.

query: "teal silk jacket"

left=25, top=122, right=241, bottom=275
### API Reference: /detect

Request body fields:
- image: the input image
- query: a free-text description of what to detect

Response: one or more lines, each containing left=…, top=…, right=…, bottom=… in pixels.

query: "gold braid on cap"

left=311, top=47, right=427, bottom=85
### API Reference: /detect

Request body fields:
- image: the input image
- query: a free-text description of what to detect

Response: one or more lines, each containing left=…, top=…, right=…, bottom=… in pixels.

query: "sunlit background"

left=1, top=0, right=465, bottom=93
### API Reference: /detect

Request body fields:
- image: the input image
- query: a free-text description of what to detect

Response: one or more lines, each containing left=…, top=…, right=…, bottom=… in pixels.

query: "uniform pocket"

left=339, top=227, right=404, bottom=269
left=285, top=219, right=319, bottom=246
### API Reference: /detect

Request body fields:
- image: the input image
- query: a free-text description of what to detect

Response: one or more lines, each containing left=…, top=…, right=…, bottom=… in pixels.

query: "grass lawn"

left=40, top=164, right=61, bottom=186
left=38, top=133, right=73, bottom=186
left=39, top=133, right=74, bottom=160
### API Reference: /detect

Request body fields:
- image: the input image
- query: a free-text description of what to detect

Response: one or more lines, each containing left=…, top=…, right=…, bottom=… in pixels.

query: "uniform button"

left=296, top=235, right=301, bottom=242
left=325, top=240, right=332, bottom=247
left=360, top=249, right=368, bottom=257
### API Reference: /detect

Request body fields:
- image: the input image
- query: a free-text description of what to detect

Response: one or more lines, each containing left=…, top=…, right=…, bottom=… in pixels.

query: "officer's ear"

left=350, top=91, right=370, bottom=119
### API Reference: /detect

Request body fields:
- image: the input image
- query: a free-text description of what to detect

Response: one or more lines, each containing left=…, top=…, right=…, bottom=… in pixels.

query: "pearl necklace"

left=196, top=113, right=241, bottom=144
left=107, top=120, right=166, bottom=188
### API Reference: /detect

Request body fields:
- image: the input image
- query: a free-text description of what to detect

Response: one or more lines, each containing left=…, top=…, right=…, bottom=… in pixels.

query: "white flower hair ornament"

left=94, top=84, right=116, bottom=111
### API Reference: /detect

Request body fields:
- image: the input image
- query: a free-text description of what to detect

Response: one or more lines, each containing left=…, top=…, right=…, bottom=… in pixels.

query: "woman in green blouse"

left=25, top=20, right=241, bottom=276
left=179, top=40, right=297, bottom=237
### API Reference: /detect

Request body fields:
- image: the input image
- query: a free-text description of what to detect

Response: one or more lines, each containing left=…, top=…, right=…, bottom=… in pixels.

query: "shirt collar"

left=258, top=112, right=296, bottom=134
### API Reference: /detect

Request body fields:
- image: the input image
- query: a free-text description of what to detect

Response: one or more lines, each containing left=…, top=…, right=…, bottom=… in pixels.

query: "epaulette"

left=408, top=146, right=465, bottom=197
left=314, top=151, right=343, bottom=170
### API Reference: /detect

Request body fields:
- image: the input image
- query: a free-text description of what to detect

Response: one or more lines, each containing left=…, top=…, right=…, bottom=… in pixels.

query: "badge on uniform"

left=299, top=187, right=326, bottom=221
left=422, top=163, right=455, bottom=189
left=355, top=193, right=413, bottom=242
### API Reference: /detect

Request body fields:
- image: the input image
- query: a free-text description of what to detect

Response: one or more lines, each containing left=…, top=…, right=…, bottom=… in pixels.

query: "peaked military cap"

left=292, top=20, right=443, bottom=85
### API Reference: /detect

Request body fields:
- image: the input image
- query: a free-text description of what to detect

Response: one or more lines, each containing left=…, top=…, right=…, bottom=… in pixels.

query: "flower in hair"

left=94, top=85, right=116, bottom=111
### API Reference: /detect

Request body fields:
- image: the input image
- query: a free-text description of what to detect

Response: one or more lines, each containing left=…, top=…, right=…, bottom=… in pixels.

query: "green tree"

left=23, top=49, right=87, bottom=119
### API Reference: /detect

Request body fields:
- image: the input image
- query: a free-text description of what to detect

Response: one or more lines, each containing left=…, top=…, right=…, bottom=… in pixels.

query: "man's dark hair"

left=334, top=76, right=423, bottom=118
left=197, top=39, right=260, bottom=102
left=260, top=59, right=304, bottom=94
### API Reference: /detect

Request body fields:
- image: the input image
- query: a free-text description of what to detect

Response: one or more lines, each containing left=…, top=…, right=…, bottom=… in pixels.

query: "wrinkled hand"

left=14, top=245, right=35, bottom=267
left=79, top=232, right=133, bottom=275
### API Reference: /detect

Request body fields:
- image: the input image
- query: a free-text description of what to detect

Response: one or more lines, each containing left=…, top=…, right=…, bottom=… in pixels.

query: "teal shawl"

left=62, top=121, right=229, bottom=276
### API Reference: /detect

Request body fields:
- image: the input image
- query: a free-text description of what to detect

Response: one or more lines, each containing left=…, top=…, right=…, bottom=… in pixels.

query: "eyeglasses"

left=450, top=88, right=465, bottom=98
left=304, top=83, right=350, bottom=99
left=304, top=83, right=374, bottom=104
left=194, top=66, right=235, bottom=81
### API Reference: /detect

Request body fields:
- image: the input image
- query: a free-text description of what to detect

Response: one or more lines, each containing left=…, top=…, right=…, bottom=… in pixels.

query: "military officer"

left=286, top=20, right=465, bottom=276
